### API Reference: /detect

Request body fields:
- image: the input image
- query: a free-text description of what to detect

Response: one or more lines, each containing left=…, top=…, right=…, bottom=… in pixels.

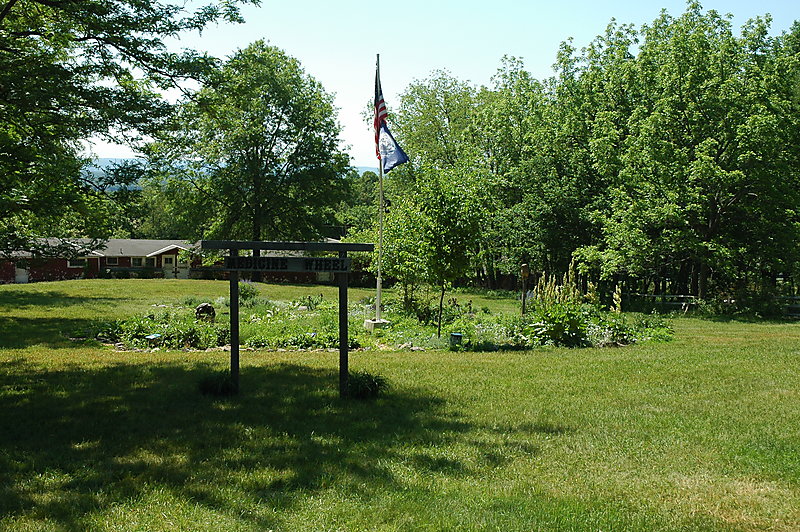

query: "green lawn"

left=1, top=280, right=799, bottom=531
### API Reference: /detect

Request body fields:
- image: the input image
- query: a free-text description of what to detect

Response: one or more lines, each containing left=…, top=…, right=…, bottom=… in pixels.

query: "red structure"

left=1, top=238, right=334, bottom=284
left=1, top=239, right=195, bottom=283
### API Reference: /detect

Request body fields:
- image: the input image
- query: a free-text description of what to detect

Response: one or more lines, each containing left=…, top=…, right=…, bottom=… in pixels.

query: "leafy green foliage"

left=242, top=302, right=360, bottom=350
left=448, top=303, right=672, bottom=351
left=293, top=293, right=325, bottom=311
left=238, top=281, right=259, bottom=302
left=0, top=0, right=256, bottom=256
left=380, top=166, right=486, bottom=335
left=347, top=370, right=389, bottom=399
left=147, top=41, right=349, bottom=243
left=373, top=4, right=800, bottom=305
left=527, top=303, right=591, bottom=347
left=95, top=310, right=231, bottom=350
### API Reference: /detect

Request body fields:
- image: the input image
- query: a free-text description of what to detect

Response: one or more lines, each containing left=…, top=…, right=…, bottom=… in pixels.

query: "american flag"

left=373, top=57, right=408, bottom=173
left=374, top=67, right=388, bottom=159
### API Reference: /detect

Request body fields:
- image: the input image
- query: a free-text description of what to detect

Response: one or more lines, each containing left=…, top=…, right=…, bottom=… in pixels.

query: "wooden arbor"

left=201, top=240, right=374, bottom=397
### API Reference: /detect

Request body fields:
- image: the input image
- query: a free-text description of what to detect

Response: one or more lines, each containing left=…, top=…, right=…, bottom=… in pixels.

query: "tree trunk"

left=252, top=215, right=262, bottom=282
left=698, top=262, right=709, bottom=300
left=437, top=283, right=446, bottom=338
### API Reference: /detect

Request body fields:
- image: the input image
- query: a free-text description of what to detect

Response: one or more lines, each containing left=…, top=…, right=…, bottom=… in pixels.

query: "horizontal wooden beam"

left=200, top=240, right=374, bottom=252
left=223, top=256, right=351, bottom=272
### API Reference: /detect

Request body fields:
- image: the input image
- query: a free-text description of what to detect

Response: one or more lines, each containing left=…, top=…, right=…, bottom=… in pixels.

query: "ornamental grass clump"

left=347, top=370, right=389, bottom=399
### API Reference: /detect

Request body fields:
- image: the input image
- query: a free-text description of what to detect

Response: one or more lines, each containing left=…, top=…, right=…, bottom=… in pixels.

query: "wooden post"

left=521, top=263, right=530, bottom=315
left=338, top=250, right=349, bottom=398
left=229, top=249, right=240, bottom=392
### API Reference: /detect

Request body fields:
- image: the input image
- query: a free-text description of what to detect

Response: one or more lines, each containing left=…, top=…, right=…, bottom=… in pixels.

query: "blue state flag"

left=378, top=122, right=409, bottom=173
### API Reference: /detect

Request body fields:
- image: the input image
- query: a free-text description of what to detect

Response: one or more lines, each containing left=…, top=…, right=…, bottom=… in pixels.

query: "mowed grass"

left=1, top=280, right=800, bottom=531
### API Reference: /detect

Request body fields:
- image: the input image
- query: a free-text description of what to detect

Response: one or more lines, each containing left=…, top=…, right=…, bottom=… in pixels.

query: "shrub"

left=449, top=304, right=672, bottom=351
left=238, top=281, right=259, bottom=302
left=527, top=303, right=591, bottom=347
left=347, top=370, right=388, bottom=399
left=586, top=314, right=633, bottom=347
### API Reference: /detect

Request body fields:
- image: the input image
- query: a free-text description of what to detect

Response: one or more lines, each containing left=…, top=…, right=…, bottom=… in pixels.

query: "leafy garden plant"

left=80, top=288, right=671, bottom=353
left=347, top=370, right=389, bottom=399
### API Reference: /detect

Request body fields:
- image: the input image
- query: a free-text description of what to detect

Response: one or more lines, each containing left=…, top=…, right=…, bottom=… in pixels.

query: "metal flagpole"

left=375, top=53, right=383, bottom=322
left=368, top=54, right=408, bottom=331
left=377, top=154, right=384, bottom=321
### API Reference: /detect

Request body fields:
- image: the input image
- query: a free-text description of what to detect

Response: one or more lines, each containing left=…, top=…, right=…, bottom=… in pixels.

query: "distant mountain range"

left=88, top=158, right=378, bottom=176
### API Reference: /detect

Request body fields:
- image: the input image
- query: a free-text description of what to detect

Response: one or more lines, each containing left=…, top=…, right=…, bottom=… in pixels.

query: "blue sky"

left=91, top=0, right=798, bottom=167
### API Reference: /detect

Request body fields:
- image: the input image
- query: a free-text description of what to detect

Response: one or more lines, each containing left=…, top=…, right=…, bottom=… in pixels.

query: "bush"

left=238, top=281, right=259, bottom=302
left=347, top=370, right=388, bottom=399
left=527, top=303, right=590, bottom=347
left=586, top=313, right=633, bottom=347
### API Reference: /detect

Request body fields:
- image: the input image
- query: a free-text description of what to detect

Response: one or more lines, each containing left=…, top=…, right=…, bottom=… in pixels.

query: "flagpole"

left=369, top=53, right=406, bottom=329
left=376, top=156, right=385, bottom=321
left=375, top=53, right=384, bottom=322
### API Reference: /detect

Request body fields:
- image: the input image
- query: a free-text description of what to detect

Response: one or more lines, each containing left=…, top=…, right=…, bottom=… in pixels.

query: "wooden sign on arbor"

left=201, top=240, right=374, bottom=397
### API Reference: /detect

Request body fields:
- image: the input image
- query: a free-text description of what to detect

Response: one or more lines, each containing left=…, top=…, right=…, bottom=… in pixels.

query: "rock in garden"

left=195, top=302, right=216, bottom=322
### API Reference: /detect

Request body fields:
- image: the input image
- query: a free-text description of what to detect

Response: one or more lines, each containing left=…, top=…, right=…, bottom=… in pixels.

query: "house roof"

left=98, top=239, right=196, bottom=257
left=10, top=238, right=342, bottom=259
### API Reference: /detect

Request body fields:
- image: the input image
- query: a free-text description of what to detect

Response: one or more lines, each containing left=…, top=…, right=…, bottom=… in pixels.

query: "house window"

left=67, top=258, right=86, bottom=268
left=106, top=257, right=119, bottom=266
left=145, top=257, right=155, bottom=268
left=163, top=256, right=174, bottom=266
left=132, top=257, right=143, bottom=267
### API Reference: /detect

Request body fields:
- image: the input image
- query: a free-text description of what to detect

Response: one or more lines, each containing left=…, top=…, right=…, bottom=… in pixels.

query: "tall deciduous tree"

left=581, top=4, right=800, bottom=298
left=149, top=40, right=350, bottom=245
left=0, top=0, right=256, bottom=258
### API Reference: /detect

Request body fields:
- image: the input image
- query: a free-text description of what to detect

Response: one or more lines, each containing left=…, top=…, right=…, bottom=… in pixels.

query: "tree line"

left=362, top=2, right=800, bottom=306
left=2, top=1, right=799, bottom=307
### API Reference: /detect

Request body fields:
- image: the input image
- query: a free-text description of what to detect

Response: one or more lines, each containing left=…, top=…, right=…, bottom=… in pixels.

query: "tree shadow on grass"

left=0, top=317, right=101, bottom=349
left=0, top=359, right=477, bottom=530
left=0, top=289, right=123, bottom=349
left=0, top=290, right=119, bottom=311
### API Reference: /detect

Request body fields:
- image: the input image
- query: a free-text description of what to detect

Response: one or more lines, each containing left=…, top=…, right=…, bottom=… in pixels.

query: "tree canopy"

left=0, top=0, right=257, bottom=257
left=378, top=2, right=800, bottom=303
left=147, top=40, right=350, bottom=244
left=3, top=0, right=799, bottom=308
